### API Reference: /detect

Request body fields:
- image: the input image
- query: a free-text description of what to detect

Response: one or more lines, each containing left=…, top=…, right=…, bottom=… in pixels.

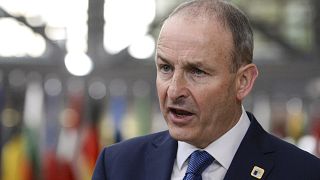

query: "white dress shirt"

left=170, top=107, right=250, bottom=180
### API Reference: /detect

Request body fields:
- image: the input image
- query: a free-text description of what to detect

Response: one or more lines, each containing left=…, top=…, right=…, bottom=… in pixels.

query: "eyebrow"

left=156, top=53, right=170, bottom=64
left=185, top=61, right=204, bottom=68
left=157, top=54, right=212, bottom=69
left=185, top=60, right=216, bottom=74
left=156, top=52, right=215, bottom=73
left=182, top=59, right=211, bottom=72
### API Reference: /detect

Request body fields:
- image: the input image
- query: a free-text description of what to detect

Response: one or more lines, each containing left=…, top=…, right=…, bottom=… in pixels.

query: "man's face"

left=156, top=15, right=242, bottom=148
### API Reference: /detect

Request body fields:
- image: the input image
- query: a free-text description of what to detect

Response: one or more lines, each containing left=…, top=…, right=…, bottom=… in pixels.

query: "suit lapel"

left=224, top=112, right=275, bottom=180
left=145, top=131, right=178, bottom=180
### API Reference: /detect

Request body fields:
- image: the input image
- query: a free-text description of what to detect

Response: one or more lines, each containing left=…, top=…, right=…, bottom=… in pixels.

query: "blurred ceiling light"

left=61, top=0, right=89, bottom=76
left=41, top=0, right=69, bottom=27
left=128, top=34, right=155, bottom=60
left=26, top=15, right=45, bottom=27
left=45, top=26, right=67, bottom=41
left=64, top=52, right=93, bottom=76
left=44, top=78, right=62, bottom=96
left=28, top=34, right=47, bottom=57
left=89, top=81, right=107, bottom=100
left=0, top=18, right=46, bottom=57
left=286, top=97, right=303, bottom=114
left=0, top=0, right=86, bottom=27
left=66, top=24, right=88, bottom=52
left=0, top=0, right=47, bottom=41
left=42, top=0, right=88, bottom=30
left=0, top=0, right=42, bottom=17
left=104, top=0, right=156, bottom=54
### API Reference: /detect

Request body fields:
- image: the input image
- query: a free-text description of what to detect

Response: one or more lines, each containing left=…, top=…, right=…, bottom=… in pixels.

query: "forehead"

left=156, top=15, right=234, bottom=63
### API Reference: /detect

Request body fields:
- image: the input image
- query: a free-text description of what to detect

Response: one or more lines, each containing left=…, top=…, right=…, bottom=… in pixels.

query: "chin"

left=168, top=125, right=195, bottom=142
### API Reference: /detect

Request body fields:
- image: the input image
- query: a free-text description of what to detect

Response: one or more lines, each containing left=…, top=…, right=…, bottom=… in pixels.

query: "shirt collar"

left=176, top=107, right=250, bottom=170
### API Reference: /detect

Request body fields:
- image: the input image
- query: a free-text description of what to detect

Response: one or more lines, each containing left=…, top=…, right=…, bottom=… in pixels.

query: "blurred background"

left=1, top=0, right=320, bottom=179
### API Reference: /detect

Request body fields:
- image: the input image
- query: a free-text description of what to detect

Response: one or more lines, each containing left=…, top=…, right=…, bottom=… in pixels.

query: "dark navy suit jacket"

left=92, top=112, right=320, bottom=179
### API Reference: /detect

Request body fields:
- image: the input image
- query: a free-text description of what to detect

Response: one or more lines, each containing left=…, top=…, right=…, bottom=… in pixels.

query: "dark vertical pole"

left=87, top=0, right=105, bottom=62
left=313, top=0, right=320, bottom=57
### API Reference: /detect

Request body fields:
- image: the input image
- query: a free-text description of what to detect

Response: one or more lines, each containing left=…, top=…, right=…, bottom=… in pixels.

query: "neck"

left=195, top=105, right=243, bottom=149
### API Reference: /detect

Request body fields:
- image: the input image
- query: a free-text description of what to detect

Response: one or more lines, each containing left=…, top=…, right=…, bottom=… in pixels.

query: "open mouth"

left=169, top=108, right=194, bottom=117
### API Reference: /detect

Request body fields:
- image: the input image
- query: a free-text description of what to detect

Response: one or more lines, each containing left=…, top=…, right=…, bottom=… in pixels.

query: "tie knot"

left=186, top=150, right=214, bottom=176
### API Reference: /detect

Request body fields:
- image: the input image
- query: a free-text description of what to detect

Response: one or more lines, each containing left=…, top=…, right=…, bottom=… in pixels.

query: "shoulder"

left=100, top=130, right=170, bottom=161
left=268, top=134, right=320, bottom=165
left=105, top=130, right=170, bottom=152
left=92, top=131, right=172, bottom=179
left=265, top=134, right=320, bottom=179
left=93, top=131, right=176, bottom=180
left=248, top=112, right=319, bottom=163
left=246, top=112, right=320, bottom=175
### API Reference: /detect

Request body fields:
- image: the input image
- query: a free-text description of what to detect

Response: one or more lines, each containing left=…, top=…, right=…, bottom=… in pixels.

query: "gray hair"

left=167, top=0, right=253, bottom=72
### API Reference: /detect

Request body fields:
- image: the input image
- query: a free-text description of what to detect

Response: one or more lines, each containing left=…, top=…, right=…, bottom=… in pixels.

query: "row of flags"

left=1, top=70, right=320, bottom=180
left=0, top=71, right=157, bottom=180
left=250, top=94, right=320, bottom=156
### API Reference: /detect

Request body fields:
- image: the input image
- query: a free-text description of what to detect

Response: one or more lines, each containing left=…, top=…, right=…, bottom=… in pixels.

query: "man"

left=92, top=0, right=320, bottom=179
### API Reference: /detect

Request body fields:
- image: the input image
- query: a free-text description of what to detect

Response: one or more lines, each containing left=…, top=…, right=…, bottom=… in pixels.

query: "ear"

left=236, top=64, right=259, bottom=101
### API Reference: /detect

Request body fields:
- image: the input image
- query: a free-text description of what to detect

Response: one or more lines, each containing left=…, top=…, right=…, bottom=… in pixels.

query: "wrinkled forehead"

left=159, top=13, right=228, bottom=40
left=156, top=14, right=235, bottom=67
left=157, top=13, right=232, bottom=51
left=166, top=1, right=229, bottom=30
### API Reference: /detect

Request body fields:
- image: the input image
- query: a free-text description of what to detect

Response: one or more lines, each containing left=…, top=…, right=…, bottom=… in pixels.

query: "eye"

left=191, top=68, right=206, bottom=76
left=159, top=64, right=173, bottom=73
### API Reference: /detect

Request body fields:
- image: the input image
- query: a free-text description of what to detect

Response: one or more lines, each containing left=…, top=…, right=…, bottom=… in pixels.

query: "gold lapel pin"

left=250, top=166, right=265, bottom=179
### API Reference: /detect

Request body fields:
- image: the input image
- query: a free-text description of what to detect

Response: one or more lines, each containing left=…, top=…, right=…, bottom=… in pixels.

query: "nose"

left=167, top=72, right=190, bottom=102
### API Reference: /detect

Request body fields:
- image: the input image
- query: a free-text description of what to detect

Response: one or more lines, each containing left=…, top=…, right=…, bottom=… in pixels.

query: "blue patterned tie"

left=183, top=150, right=214, bottom=180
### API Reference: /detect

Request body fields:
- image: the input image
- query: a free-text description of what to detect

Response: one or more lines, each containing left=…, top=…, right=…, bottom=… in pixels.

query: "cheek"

left=156, top=78, right=163, bottom=93
left=156, top=79, right=167, bottom=105
left=194, top=85, right=231, bottom=114
left=196, top=91, right=219, bottom=114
